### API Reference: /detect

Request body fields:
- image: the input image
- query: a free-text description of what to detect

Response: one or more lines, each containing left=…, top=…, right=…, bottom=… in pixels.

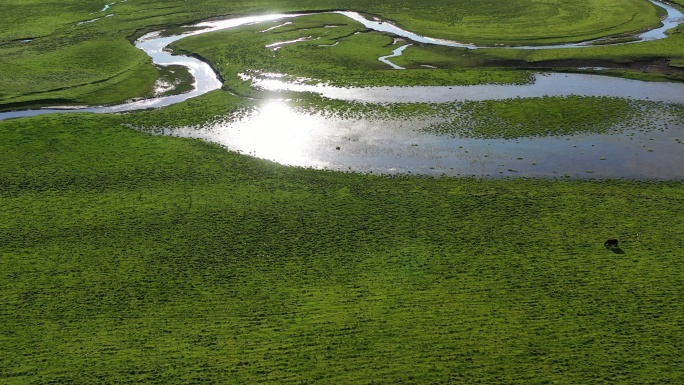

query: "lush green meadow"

left=2, top=113, right=684, bottom=383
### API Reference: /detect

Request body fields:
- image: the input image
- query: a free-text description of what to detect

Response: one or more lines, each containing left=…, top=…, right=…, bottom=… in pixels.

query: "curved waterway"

left=2, top=0, right=683, bottom=120
left=2, top=1, right=684, bottom=178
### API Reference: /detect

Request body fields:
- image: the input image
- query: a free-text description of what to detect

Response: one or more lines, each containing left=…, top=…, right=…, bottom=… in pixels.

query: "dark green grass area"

left=0, top=38, right=158, bottom=110
left=2, top=113, right=684, bottom=383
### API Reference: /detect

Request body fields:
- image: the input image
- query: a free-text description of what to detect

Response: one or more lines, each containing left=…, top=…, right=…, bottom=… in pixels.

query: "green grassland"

left=2, top=113, right=684, bottom=383
left=363, top=0, right=662, bottom=45
left=0, top=38, right=157, bottom=108
left=168, top=8, right=684, bottom=94
left=0, top=0, right=673, bottom=110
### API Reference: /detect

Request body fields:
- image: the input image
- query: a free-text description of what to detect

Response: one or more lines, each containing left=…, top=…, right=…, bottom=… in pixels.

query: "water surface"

left=161, top=100, right=684, bottom=179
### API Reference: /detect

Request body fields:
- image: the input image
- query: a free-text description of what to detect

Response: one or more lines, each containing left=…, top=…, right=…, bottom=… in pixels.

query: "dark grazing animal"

left=604, top=239, right=619, bottom=248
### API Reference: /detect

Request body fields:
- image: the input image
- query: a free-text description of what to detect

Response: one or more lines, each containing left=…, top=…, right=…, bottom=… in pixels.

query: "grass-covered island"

left=2, top=0, right=684, bottom=383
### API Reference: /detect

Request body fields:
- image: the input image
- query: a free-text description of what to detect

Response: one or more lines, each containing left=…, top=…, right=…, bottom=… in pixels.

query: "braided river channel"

left=3, top=0, right=684, bottom=178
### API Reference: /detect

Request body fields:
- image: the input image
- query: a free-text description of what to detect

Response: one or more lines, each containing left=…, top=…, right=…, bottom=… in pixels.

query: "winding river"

left=2, top=1, right=684, bottom=178
left=3, top=0, right=684, bottom=120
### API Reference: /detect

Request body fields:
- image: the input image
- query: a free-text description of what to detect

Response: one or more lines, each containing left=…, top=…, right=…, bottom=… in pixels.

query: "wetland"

left=3, top=1, right=684, bottom=178
left=2, top=0, right=684, bottom=383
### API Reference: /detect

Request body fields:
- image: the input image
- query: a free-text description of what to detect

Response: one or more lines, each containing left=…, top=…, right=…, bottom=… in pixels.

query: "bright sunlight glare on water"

left=171, top=101, right=330, bottom=168
left=229, top=102, right=320, bottom=166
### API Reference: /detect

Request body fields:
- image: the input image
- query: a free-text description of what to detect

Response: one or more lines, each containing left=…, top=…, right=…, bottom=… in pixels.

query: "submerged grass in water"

left=423, top=96, right=684, bottom=139
left=292, top=94, right=684, bottom=139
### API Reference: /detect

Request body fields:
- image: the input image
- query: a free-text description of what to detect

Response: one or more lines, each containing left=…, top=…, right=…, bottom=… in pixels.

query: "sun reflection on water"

left=215, top=101, right=328, bottom=167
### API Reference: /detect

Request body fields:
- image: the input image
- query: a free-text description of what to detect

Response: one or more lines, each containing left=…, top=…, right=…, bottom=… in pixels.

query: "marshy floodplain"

left=4, top=3, right=684, bottom=178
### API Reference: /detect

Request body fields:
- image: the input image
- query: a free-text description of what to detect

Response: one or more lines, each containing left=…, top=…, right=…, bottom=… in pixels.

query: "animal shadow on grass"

left=607, top=246, right=625, bottom=254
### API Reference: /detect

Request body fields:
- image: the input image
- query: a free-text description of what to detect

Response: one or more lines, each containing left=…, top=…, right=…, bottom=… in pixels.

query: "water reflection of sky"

left=164, top=100, right=684, bottom=180
left=221, top=102, right=324, bottom=166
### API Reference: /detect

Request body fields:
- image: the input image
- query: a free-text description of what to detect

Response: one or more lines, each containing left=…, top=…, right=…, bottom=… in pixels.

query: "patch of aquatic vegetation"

left=292, top=94, right=684, bottom=139
left=422, top=96, right=684, bottom=139
left=148, top=64, right=195, bottom=97
left=126, top=104, right=257, bottom=136
left=116, top=92, right=684, bottom=143
left=290, top=93, right=433, bottom=119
